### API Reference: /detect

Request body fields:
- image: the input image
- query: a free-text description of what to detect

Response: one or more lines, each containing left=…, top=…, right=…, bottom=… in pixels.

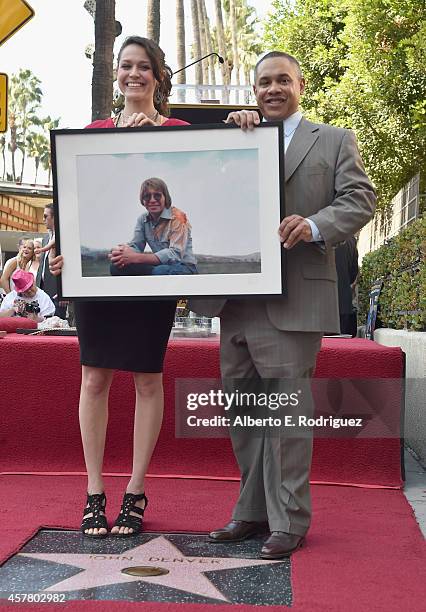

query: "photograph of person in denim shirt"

left=109, top=177, right=198, bottom=276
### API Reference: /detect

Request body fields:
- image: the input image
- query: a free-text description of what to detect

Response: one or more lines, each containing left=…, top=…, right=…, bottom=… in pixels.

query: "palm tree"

left=239, top=39, right=260, bottom=103
left=228, top=0, right=241, bottom=103
left=147, top=0, right=161, bottom=44
left=7, top=113, right=24, bottom=182
left=40, top=146, right=52, bottom=186
left=42, top=115, right=60, bottom=135
left=200, top=0, right=217, bottom=99
left=214, top=0, right=230, bottom=103
left=0, top=135, right=6, bottom=180
left=41, top=116, right=60, bottom=185
left=176, top=0, right=186, bottom=103
left=26, top=132, right=50, bottom=184
left=191, top=0, right=203, bottom=95
left=220, top=0, right=260, bottom=104
left=197, top=0, right=209, bottom=89
left=9, top=69, right=42, bottom=181
left=8, top=113, right=18, bottom=181
left=234, top=2, right=260, bottom=102
left=91, top=0, right=115, bottom=122
left=19, top=117, right=38, bottom=182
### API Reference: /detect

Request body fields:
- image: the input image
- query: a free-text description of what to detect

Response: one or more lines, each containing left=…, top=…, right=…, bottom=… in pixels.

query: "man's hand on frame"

left=224, top=110, right=261, bottom=131
left=278, top=215, right=313, bottom=249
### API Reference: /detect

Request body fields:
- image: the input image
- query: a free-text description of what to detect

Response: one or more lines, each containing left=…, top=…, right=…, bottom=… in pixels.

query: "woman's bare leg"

left=111, top=372, right=163, bottom=535
left=79, top=365, right=114, bottom=535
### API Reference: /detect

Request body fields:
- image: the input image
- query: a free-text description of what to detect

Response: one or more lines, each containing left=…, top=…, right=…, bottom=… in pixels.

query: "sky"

left=1, top=0, right=274, bottom=133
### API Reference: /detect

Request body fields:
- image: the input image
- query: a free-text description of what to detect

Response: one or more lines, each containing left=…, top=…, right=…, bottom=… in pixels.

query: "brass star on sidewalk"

left=20, top=535, right=280, bottom=603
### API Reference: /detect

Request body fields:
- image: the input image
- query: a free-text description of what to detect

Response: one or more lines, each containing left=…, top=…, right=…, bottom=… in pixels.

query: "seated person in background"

left=110, top=177, right=197, bottom=276
left=0, top=270, right=55, bottom=322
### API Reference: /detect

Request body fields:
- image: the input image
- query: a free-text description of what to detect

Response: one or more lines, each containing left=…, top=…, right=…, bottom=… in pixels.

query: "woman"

left=110, top=177, right=197, bottom=277
left=32, top=238, right=43, bottom=277
left=51, top=36, right=189, bottom=538
left=0, top=239, right=37, bottom=293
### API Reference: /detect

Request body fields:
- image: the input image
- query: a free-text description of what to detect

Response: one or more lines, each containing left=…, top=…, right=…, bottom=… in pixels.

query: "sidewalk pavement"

left=404, top=447, right=426, bottom=537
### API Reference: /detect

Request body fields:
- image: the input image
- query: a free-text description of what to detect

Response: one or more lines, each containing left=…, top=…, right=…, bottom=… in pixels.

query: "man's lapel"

left=285, top=118, right=320, bottom=182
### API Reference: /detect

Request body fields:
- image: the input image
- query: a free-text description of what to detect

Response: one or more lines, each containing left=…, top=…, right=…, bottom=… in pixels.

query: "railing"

left=171, top=83, right=256, bottom=106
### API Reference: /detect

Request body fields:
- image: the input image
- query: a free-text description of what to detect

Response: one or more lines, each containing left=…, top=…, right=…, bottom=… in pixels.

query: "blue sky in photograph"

left=77, top=147, right=260, bottom=257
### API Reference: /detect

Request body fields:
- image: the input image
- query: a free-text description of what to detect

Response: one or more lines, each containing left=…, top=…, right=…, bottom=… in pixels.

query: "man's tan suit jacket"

left=190, top=118, right=376, bottom=333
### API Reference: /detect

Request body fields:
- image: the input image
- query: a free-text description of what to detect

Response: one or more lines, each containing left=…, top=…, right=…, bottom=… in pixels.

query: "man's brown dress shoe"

left=260, top=532, right=304, bottom=558
left=208, top=520, right=269, bottom=543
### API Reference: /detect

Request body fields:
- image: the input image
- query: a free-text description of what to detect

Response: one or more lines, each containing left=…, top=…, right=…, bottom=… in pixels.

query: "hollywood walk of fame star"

left=19, top=535, right=281, bottom=603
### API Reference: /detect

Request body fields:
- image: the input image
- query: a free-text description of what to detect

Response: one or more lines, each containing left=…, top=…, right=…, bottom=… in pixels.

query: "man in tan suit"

left=191, top=51, right=375, bottom=559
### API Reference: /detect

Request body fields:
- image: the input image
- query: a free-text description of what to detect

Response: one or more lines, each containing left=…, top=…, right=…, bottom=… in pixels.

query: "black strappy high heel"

left=111, top=492, right=148, bottom=537
left=81, top=492, right=108, bottom=538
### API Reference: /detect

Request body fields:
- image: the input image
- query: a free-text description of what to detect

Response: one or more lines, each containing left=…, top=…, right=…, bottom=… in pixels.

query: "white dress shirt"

left=265, top=110, right=323, bottom=243
left=284, top=111, right=323, bottom=242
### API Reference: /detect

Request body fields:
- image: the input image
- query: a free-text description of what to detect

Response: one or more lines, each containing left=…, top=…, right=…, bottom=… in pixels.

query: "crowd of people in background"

left=0, top=203, right=67, bottom=321
left=0, top=237, right=41, bottom=294
left=0, top=236, right=55, bottom=321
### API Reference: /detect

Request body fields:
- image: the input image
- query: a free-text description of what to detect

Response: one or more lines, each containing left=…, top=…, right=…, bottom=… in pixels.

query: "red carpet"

left=0, top=331, right=417, bottom=609
left=1, top=335, right=404, bottom=486
left=0, top=475, right=425, bottom=611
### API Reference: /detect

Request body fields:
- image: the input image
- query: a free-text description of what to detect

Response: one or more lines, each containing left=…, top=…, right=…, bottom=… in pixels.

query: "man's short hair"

left=254, top=51, right=303, bottom=82
left=44, top=203, right=54, bottom=216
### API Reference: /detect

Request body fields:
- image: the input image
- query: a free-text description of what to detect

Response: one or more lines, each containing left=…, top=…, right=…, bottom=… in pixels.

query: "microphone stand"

left=172, top=53, right=224, bottom=76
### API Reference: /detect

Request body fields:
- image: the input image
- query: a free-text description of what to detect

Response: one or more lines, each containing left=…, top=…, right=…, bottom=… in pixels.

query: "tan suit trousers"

left=220, top=299, right=322, bottom=535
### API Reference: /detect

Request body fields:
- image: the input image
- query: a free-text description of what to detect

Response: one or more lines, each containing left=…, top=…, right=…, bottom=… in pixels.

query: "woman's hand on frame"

left=123, top=113, right=160, bottom=128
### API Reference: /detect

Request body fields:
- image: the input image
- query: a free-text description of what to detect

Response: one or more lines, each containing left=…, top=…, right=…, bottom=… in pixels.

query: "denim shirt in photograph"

left=128, top=206, right=197, bottom=266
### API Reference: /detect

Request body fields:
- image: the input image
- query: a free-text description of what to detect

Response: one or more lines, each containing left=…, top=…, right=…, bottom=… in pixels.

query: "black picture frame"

left=51, top=122, right=285, bottom=300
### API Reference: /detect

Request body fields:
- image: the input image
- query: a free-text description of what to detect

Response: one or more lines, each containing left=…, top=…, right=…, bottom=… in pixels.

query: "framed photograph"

left=51, top=122, right=285, bottom=300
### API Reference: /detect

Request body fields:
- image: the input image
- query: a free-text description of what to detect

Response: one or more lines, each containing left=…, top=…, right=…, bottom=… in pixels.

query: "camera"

left=25, top=301, right=41, bottom=315
left=14, top=298, right=41, bottom=317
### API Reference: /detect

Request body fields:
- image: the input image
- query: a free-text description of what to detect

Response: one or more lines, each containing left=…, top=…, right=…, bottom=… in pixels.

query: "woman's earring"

left=154, top=89, right=162, bottom=105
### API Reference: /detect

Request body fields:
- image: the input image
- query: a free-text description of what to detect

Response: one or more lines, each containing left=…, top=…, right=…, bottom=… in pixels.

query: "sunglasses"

left=142, top=192, right=163, bottom=203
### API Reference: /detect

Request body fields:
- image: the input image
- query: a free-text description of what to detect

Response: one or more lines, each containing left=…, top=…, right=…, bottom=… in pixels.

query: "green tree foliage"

left=264, top=0, right=348, bottom=116
left=264, top=0, right=426, bottom=211
left=25, top=132, right=50, bottom=184
left=39, top=116, right=60, bottom=185
left=358, top=217, right=425, bottom=331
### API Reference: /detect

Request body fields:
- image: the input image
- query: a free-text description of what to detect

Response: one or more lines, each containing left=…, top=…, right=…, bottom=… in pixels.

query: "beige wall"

left=358, top=174, right=421, bottom=262
left=0, top=193, right=42, bottom=233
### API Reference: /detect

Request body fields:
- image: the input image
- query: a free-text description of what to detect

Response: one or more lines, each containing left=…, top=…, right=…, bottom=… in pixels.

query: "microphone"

left=172, top=53, right=224, bottom=76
